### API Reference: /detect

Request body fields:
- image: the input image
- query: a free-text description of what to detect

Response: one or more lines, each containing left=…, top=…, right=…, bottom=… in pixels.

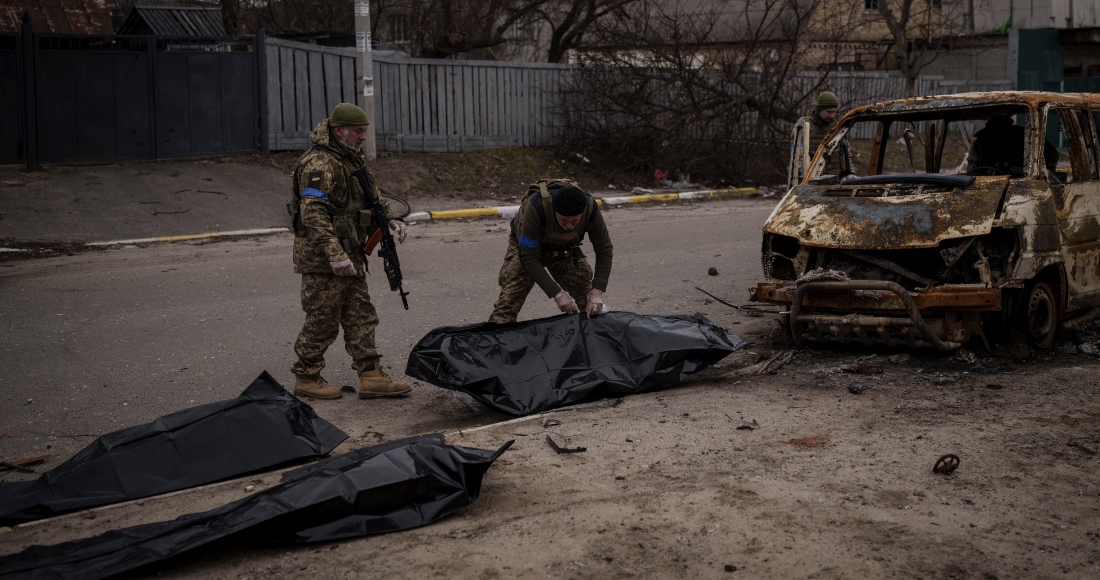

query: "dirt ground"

left=4, top=310, right=1099, bottom=579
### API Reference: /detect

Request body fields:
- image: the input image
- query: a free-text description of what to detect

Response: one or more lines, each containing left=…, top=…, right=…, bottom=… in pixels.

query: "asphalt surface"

left=0, top=199, right=778, bottom=470
left=0, top=159, right=291, bottom=244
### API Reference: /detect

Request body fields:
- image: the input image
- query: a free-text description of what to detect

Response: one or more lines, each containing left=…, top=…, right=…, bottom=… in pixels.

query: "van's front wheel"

left=1022, top=281, right=1057, bottom=349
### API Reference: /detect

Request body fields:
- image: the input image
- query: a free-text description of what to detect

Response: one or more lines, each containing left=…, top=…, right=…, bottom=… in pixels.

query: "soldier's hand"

left=389, top=220, right=407, bottom=243
left=330, top=258, right=356, bottom=276
left=586, top=289, right=605, bottom=319
left=553, top=290, right=579, bottom=314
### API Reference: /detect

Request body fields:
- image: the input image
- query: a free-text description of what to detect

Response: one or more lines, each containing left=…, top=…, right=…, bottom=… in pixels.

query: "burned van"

left=752, top=92, right=1100, bottom=350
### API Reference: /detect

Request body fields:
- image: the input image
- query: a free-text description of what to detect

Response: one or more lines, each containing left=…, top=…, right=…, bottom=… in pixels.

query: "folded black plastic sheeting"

left=0, top=371, right=347, bottom=526
left=405, top=311, right=748, bottom=416
left=0, top=434, right=512, bottom=580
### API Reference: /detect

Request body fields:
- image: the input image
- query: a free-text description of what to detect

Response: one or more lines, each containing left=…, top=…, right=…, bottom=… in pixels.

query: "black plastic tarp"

left=0, top=371, right=347, bottom=526
left=405, top=311, right=748, bottom=416
left=0, top=435, right=511, bottom=580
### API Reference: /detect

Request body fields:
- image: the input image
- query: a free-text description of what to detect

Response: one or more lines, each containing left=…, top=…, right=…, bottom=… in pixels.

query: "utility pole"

left=354, top=1, right=377, bottom=160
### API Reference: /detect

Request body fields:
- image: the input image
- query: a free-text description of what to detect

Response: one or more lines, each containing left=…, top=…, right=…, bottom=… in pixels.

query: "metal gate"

left=0, top=33, right=21, bottom=164
left=3, top=26, right=261, bottom=166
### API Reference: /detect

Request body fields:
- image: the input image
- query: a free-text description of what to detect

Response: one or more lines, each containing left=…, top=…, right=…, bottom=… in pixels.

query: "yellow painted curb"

left=429, top=208, right=502, bottom=219
left=154, top=233, right=219, bottom=242
left=630, top=193, right=681, bottom=203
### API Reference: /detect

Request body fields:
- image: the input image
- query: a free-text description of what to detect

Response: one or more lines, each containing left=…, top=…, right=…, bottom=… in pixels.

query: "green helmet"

left=329, top=103, right=369, bottom=127
left=816, top=91, right=839, bottom=109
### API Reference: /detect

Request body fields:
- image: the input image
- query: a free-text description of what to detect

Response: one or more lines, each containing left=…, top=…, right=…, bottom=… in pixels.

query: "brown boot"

left=359, top=368, right=412, bottom=398
left=293, top=376, right=342, bottom=400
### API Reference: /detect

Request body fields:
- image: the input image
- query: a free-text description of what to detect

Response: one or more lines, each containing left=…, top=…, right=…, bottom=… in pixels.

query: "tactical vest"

left=514, top=179, right=591, bottom=252
left=288, top=147, right=372, bottom=257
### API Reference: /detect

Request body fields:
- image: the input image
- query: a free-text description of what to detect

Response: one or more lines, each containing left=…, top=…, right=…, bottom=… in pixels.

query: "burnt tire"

left=1023, top=281, right=1057, bottom=349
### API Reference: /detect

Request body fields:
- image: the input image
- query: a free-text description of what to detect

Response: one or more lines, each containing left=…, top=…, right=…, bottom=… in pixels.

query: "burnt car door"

left=1044, top=104, right=1100, bottom=311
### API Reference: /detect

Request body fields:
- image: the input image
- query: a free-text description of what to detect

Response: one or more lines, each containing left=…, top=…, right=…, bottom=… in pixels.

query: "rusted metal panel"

left=0, top=0, right=116, bottom=34
left=755, top=283, right=1002, bottom=312
left=763, top=178, right=1009, bottom=249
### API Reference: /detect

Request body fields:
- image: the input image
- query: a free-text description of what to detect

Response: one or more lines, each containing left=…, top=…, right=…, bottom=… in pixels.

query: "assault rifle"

left=352, top=165, right=410, bottom=310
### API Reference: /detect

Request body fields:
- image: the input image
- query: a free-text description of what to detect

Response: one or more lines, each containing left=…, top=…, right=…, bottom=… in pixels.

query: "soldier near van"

left=289, top=103, right=410, bottom=400
left=788, top=91, right=851, bottom=188
left=488, top=180, right=613, bottom=324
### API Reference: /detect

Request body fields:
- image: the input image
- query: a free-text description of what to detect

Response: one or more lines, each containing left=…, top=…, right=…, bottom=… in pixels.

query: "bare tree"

left=877, top=0, right=969, bottom=96
left=556, top=0, right=862, bottom=184
left=537, top=0, right=642, bottom=63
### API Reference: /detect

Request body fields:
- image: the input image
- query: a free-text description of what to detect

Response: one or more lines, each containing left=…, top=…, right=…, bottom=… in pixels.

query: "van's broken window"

left=817, top=105, right=1034, bottom=183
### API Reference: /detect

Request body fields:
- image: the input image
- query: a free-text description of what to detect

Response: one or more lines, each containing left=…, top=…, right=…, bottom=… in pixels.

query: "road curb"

left=86, top=227, right=290, bottom=247
left=406, top=187, right=758, bottom=222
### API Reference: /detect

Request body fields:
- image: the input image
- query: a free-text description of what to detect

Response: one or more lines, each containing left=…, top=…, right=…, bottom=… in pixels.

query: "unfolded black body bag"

left=0, top=435, right=511, bottom=580
left=405, top=311, right=748, bottom=416
left=0, top=371, right=347, bottom=526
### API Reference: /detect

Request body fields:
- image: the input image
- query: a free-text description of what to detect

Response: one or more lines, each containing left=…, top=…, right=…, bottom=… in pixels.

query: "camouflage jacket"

left=292, top=119, right=398, bottom=275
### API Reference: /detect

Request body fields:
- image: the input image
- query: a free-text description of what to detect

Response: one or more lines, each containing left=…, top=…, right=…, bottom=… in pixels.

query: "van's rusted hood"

left=763, top=177, right=1009, bottom=249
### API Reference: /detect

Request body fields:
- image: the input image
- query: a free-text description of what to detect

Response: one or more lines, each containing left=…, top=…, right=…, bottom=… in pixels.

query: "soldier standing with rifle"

left=288, top=103, right=411, bottom=400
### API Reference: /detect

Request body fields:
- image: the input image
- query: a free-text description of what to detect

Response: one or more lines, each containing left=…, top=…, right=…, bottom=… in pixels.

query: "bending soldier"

left=489, top=180, right=613, bottom=323
left=289, top=103, right=411, bottom=400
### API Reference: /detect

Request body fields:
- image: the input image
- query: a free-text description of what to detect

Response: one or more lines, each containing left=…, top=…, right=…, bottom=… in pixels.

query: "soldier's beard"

left=338, top=134, right=363, bottom=152
left=334, top=129, right=365, bottom=151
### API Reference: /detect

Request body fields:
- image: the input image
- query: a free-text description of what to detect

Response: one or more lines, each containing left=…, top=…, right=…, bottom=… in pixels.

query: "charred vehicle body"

left=753, top=92, right=1100, bottom=350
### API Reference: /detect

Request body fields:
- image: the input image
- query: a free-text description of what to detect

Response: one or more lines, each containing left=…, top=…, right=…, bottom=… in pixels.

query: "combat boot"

left=293, top=376, right=342, bottom=400
left=359, top=368, right=412, bottom=398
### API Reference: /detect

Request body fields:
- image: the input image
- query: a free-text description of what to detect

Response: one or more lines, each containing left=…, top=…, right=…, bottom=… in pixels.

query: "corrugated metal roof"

left=0, top=0, right=118, bottom=34
left=116, top=5, right=224, bottom=36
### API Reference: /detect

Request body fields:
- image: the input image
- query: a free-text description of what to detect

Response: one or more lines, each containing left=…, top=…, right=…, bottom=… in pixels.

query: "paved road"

left=0, top=199, right=778, bottom=470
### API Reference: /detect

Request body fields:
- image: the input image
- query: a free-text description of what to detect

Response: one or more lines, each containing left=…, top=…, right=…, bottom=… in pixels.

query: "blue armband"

left=518, top=234, right=541, bottom=249
left=301, top=188, right=329, bottom=201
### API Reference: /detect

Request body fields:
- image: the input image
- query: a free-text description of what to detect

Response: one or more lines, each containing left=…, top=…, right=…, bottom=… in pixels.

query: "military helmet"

left=329, top=103, right=369, bottom=127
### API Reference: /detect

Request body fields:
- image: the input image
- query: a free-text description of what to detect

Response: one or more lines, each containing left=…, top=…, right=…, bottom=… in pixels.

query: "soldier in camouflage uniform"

left=289, top=103, right=411, bottom=400
left=788, top=91, right=852, bottom=188
left=489, top=180, right=613, bottom=323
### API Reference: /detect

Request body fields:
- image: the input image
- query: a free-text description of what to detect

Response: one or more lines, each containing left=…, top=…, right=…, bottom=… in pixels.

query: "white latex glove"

left=390, top=220, right=407, bottom=243
left=586, top=289, right=605, bottom=319
left=553, top=290, right=579, bottom=314
left=330, top=258, right=356, bottom=276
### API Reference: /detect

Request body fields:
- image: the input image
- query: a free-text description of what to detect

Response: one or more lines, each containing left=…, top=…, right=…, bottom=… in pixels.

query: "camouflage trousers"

left=488, top=239, right=593, bottom=324
left=291, top=273, right=380, bottom=379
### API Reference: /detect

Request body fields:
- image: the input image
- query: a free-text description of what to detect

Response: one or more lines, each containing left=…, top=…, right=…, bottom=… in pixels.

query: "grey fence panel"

left=369, top=53, right=563, bottom=152
left=265, top=37, right=356, bottom=150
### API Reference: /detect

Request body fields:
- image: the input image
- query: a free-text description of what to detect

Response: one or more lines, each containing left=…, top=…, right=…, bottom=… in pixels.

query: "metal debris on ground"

left=708, top=267, right=719, bottom=276
left=951, top=349, right=978, bottom=363
left=0, top=455, right=55, bottom=473
left=840, top=364, right=883, bottom=375
left=757, top=350, right=794, bottom=375
left=541, top=418, right=561, bottom=428
left=1067, top=439, right=1098, bottom=455
left=887, top=353, right=911, bottom=364
left=932, top=454, right=960, bottom=474
left=546, top=435, right=586, bottom=454
left=1078, top=343, right=1100, bottom=357
left=847, top=384, right=864, bottom=394
left=735, top=420, right=758, bottom=430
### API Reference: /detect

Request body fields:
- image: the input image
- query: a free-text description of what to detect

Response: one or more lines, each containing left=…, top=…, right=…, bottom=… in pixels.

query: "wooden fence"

left=372, top=53, right=570, bottom=152
left=263, top=36, right=1013, bottom=152
left=264, top=37, right=357, bottom=150
left=263, top=37, right=572, bottom=153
